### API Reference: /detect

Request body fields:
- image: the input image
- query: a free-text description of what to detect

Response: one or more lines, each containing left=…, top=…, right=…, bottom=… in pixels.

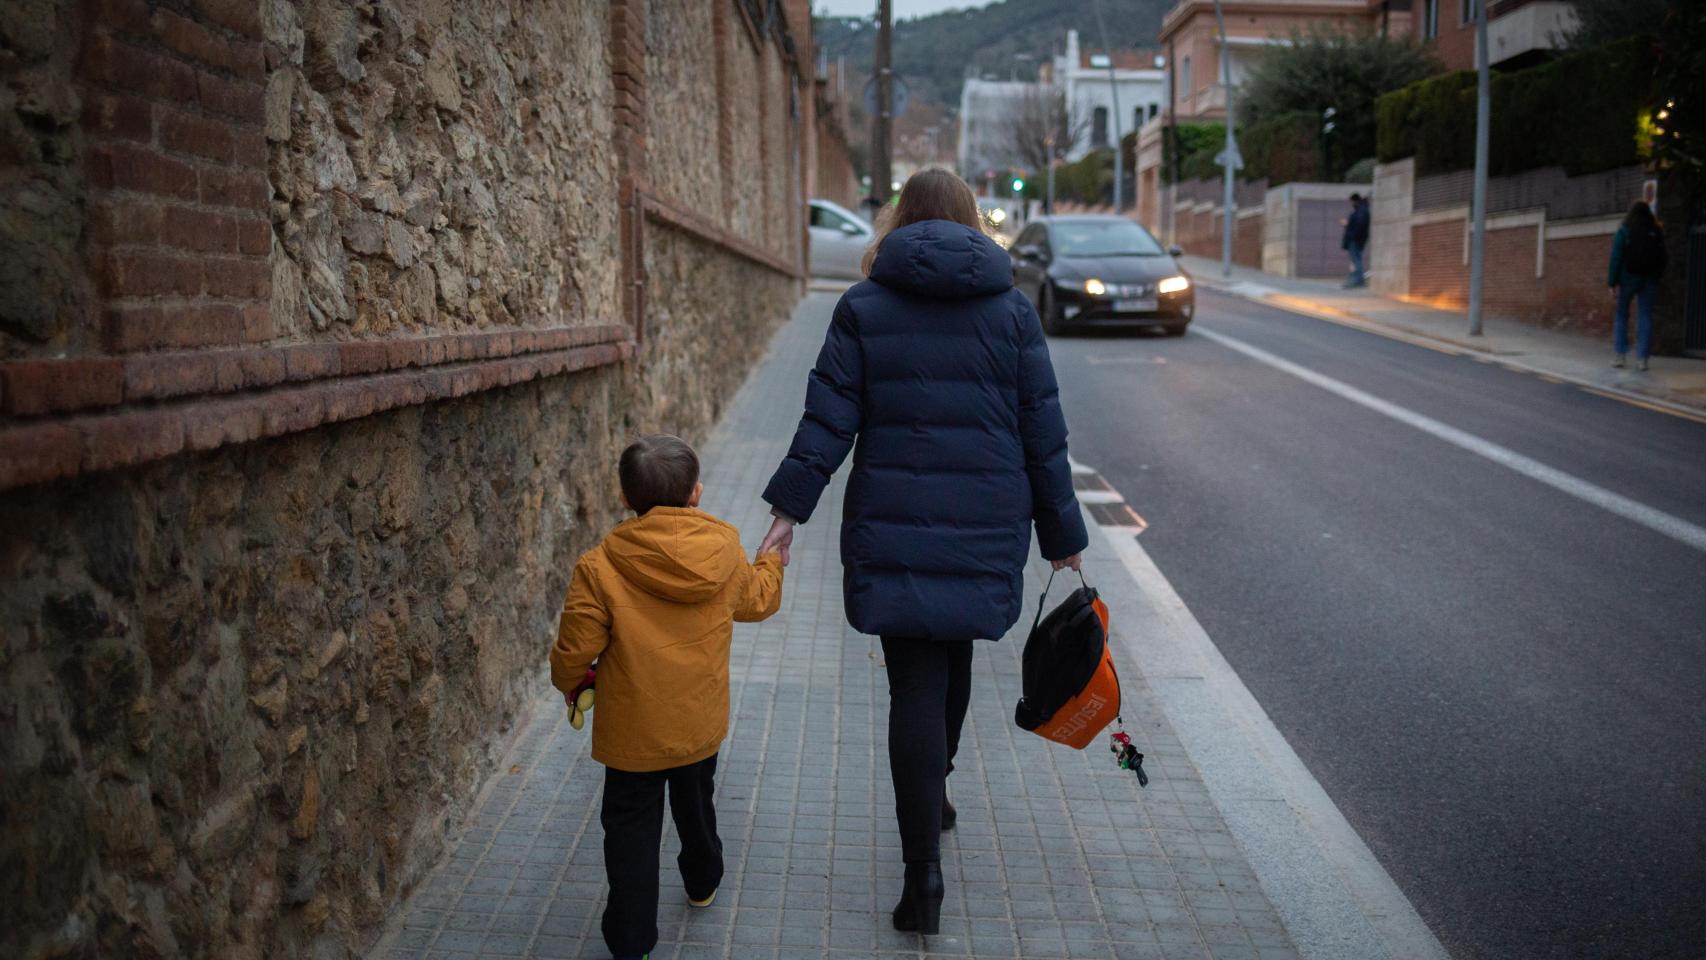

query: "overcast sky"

left=814, top=0, right=984, bottom=20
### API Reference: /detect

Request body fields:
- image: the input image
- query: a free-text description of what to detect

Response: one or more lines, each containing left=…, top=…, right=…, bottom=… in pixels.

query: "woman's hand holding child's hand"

left=758, top=516, right=794, bottom=567
left=1051, top=553, right=1083, bottom=572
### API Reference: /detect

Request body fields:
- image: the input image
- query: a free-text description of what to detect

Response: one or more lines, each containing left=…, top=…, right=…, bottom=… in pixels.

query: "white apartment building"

left=1047, top=30, right=1166, bottom=162
left=956, top=78, right=1032, bottom=179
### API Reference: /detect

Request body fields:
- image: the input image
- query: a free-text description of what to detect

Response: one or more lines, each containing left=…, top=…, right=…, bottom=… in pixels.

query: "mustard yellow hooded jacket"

left=550, top=507, right=783, bottom=772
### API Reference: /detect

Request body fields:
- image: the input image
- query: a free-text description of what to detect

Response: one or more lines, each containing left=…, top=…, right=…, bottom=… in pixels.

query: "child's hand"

left=565, top=667, right=596, bottom=730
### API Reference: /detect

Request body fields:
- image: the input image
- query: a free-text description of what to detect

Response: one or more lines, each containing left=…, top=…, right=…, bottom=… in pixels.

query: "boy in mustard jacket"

left=550, top=434, right=784, bottom=960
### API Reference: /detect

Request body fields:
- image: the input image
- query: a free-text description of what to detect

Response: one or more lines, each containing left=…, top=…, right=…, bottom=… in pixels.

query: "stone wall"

left=0, top=1, right=814, bottom=958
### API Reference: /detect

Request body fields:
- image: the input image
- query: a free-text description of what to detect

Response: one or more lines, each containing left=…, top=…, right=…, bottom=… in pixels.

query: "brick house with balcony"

left=1135, top=1, right=1414, bottom=234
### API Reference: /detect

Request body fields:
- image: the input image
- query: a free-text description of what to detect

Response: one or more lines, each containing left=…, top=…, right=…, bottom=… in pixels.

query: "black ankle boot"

left=941, top=796, right=956, bottom=831
left=891, top=861, right=944, bottom=934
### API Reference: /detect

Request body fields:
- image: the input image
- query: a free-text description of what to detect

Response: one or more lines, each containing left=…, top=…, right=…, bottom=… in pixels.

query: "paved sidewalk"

left=371, top=291, right=1301, bottom=960
left=1179, top=255, right=1706, bottom=416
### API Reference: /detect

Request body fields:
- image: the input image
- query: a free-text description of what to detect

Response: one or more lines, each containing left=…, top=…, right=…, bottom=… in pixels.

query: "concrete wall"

left=0, top=2, right=813, bottom=958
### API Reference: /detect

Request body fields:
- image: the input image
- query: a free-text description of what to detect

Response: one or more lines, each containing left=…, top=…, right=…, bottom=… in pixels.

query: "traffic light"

left=1011, top=177, right=1026, bottom=193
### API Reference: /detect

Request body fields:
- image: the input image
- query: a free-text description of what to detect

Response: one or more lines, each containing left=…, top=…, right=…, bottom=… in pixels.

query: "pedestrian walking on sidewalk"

left=1342, top=193, right=1371, bottom=288
left=758, top=168, right=1088, bottom=937
left=551, top=435, right=785, bottom=960
left=1608, top=200, right=1666, bottom=371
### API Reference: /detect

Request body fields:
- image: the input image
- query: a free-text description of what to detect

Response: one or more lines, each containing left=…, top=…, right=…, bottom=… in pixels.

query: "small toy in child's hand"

left=566, top=668, right=596, bottom=730
left=1110, top=731, right=1148, bottom=787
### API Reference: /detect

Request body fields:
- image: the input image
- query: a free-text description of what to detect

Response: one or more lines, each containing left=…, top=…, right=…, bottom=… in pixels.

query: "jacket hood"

left=603, top=507, right=743, bottom=603
left=868, top=220, right=1014, bottom=299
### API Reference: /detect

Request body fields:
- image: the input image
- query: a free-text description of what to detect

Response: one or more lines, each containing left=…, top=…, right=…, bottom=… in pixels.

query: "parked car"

left=807, top=198, right=874, bottom=280
left=1010, top=215, right=1195, bottom=335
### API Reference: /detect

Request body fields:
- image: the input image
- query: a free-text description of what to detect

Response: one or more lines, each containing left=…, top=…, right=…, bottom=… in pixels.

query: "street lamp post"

left=1090, top=0, right=1123, bottom=212
left=1467, top=0, right=1490, bottom=336
left=1213, top=0, right=1236, bottom=279
left=1044, top=133, right=1057, bottom=214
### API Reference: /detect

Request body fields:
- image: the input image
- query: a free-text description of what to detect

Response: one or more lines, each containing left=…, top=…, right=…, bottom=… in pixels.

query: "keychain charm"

left=1109, top=730, right=1148, bottom=787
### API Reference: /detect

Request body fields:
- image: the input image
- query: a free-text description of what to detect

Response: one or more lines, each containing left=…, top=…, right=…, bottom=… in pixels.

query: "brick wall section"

left=1409, top=218, right=1470, bottom=305
left=1235, top=212, right=1263, bottom=270
left=81, top=0, right=273, bottom=354
left=1545, top=234, right=1615, bottom=335
left=1407, top=218, right=1617, bottom=333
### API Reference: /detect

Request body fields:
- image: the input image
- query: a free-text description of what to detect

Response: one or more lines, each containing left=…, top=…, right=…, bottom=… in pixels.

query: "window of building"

left=1092, top=106, right=1109, bottom=147
left=1134, top=108, right=1144, bottom=133
left=1460, top=0, right=1478, bottom=25
left=1422, top=0, right=1439, bottom=38
left=1181, top=56, right=1192, bottom=97
left=1148, top=103, right=1159, bottom=120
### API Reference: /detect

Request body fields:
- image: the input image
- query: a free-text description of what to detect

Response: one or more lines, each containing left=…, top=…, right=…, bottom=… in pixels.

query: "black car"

left=1010, top=215, right=1195, bottom=335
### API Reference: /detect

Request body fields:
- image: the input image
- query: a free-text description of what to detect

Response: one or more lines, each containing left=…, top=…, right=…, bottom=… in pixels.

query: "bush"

left=1241, top=111, right=1320, bottom=186
left=1343, top=157, right=1377, bottom=183
left=1377, top=37, right=1652, bottom=176
left=1054, top=149, right=1113, bottom=205
left=1238, top=25, right=1440, bottom=181
left=1164, top=122, right=1226, bottom=183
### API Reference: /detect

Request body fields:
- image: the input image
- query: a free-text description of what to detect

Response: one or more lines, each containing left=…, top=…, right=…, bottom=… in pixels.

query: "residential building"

left=1043, top=30, right=1167, bottom=163
left=1416, top=0, right=1580, bottom=71
left=957, top=77, right=1033, bottom=181
left=1135, top=0, right=1415, bottom=235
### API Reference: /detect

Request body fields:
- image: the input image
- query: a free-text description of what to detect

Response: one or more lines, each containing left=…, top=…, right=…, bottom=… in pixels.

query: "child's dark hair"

left=619, top=434, right=699, bottom=514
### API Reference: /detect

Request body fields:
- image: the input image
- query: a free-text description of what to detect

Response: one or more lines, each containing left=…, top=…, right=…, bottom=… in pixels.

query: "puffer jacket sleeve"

left=1014, top=293, right=1089, bottom=561
left=762, top=295, right=864, bottom=524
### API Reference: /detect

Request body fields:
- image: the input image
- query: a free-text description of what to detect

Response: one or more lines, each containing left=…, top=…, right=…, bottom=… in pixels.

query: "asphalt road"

left=1047, top=290, right=1706, bottom=960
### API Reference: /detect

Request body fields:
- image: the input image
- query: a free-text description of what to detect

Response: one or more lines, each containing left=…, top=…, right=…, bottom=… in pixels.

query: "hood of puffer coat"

left=868, top=219, right=1014, bottom=299
left=602, top=507, right=743, bottom=603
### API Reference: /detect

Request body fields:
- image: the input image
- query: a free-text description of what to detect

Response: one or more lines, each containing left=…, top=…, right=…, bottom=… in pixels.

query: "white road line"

left=1086, top=519, right=1452, bottom=960
left=1195, top=326, right=1706, bottom=555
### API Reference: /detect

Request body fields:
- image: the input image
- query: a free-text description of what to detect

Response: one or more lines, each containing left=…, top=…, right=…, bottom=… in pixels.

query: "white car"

left=807, top=198, right=875, bottom=280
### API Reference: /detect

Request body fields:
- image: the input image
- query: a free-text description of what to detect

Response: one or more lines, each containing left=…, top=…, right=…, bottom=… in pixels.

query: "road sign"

left=1214, top=129, right=1245, bottom=171
left=863, top=74, right=910, bottom=118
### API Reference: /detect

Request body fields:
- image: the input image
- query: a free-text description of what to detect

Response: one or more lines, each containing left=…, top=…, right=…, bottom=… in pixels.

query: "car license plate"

left=1114, top=298, right=1157, bottom=313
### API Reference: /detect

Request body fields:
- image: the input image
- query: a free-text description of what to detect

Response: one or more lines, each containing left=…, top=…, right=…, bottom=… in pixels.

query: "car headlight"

left=1158, top=275, right=1191, bottom=295
left=1082, top=278, right=1107, bottom=296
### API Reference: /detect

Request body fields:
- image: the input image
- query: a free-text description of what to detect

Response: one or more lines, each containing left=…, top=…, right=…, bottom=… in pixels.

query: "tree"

left=999, top=82, right=1091, bottom=175
left=1237, top=26, right=1438, bottom=181
left=1648, top=2, right=1704, bottom=177
left=1566, top=0, right=1671, bottom=49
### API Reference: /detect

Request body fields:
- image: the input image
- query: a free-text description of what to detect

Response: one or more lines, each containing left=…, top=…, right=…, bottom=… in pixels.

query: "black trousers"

left=600, top=754, right=724, bottom=959
left=880, top=637, right=974, bottom=865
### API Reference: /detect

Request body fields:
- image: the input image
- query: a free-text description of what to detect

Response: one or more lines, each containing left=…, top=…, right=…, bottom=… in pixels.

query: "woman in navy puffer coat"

left=759, top=169, right=1087, bottom=935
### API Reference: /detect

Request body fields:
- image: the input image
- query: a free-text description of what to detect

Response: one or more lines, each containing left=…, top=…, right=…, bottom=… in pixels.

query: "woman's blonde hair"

left=861, top=168, right=985, bottom=275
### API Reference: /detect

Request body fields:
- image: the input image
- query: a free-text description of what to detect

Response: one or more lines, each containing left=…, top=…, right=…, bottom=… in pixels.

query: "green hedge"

left=1166, top=115, right=1323, bottom=187
left=1376, top=37, right=1651, bottom=176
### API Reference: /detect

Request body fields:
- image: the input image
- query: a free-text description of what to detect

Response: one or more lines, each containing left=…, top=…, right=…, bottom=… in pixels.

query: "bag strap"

left=1027, top=567, right=1090, bottom=633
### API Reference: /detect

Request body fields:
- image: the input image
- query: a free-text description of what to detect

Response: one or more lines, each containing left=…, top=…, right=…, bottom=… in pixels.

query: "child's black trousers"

left=600, top=753, right=724, bottom=959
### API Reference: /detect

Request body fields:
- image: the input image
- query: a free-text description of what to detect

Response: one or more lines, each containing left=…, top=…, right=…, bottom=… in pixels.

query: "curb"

left=1194, top=276, right=1706, bottom=423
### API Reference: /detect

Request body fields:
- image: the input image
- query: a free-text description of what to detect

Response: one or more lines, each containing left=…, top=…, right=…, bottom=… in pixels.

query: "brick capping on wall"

left=643, top=194, right=803, bottom=279
left=0, top=336, right=634, bottom=491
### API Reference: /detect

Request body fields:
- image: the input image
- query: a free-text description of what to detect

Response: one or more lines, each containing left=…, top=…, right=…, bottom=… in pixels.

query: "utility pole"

left=1467, top=0, right=1489, bottom=336
left=1045, top=132, right=1057, bottom=214
left=1213, top=0, right=1236, bottom=278
left=871, top=0, right=893, bottom=204
left=1090, top=0, right=1123, bottom=211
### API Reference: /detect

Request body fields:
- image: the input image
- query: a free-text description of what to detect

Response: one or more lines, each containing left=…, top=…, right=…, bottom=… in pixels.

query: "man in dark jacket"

left=1342, top=193, right=1371, bottom=288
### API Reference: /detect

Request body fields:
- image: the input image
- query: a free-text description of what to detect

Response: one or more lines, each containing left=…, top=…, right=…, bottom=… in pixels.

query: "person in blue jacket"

left=758, top=169, right=1088, bottom=936
left=1607, top=200, right=1666, bottom=371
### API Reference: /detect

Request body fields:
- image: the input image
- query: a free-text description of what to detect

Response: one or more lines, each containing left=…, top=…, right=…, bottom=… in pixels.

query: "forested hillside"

left=815, top=0, right=1173, bottom=113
